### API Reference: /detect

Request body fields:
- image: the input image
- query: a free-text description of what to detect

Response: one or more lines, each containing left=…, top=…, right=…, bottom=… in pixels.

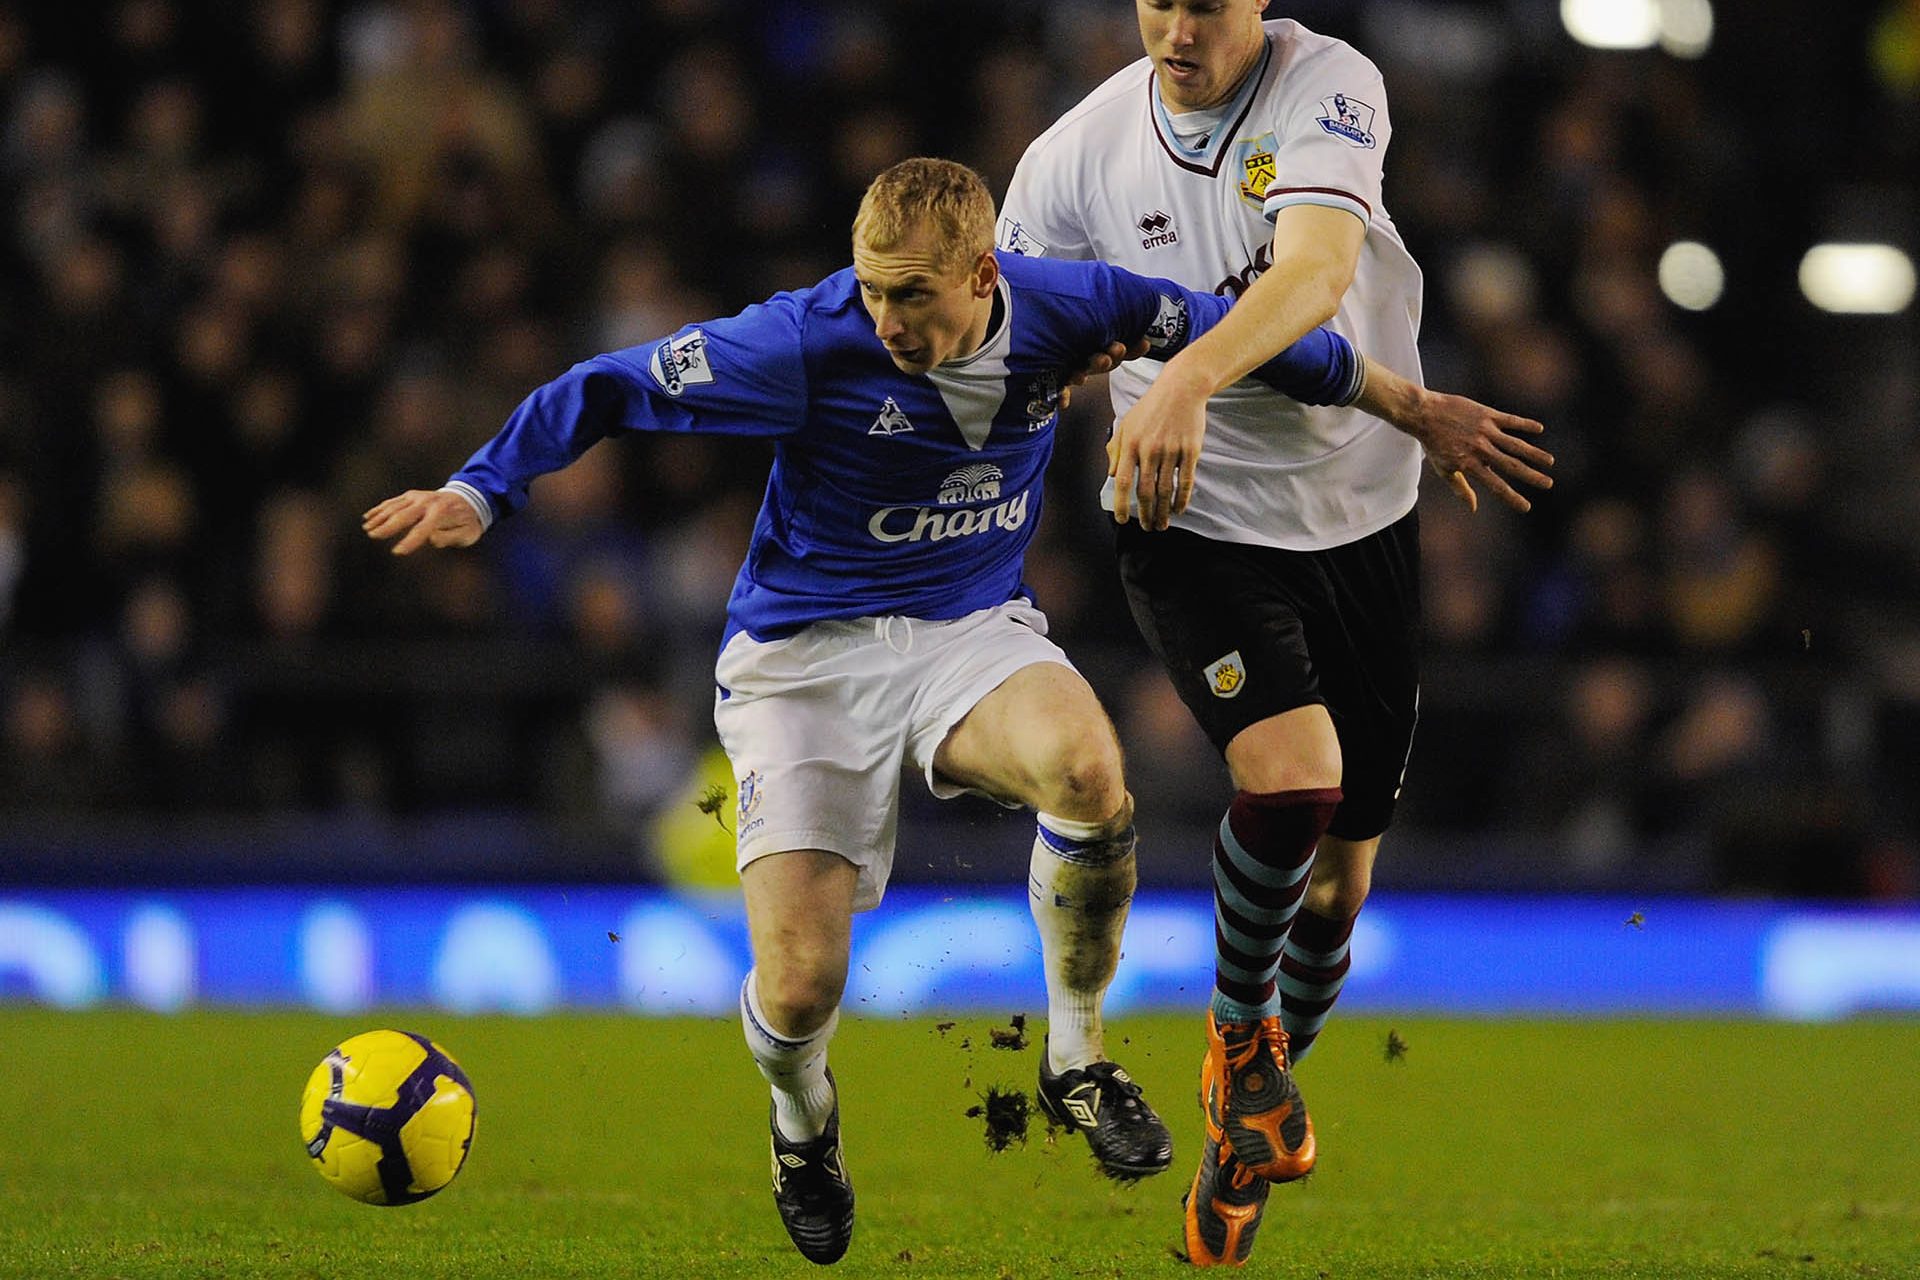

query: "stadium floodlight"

left=1657, top=241, right=1724, bottom=311
left=1659, top=0, right=1714, bottom=58
left=1561, top=0, right=1659, bottom=50
left=1798, top=243, right=1918, bottom=315
left=1563, top=0, right=1711, bottom=56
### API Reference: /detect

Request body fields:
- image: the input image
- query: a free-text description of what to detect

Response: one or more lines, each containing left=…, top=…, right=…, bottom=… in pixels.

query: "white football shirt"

left=1001, top=18, right=1425, bottom=552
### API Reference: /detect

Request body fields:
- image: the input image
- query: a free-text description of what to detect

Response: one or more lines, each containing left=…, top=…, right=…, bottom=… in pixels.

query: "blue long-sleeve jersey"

left=450, top=252, right=1360, bottom=645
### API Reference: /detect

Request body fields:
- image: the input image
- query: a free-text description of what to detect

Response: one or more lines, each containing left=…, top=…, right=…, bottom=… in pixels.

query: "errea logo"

left=1137, top=210, right=1178, bottom=249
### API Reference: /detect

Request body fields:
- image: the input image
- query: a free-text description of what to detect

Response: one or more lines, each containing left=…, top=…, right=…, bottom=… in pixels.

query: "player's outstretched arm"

left=363, top=301, right=808, bottom=554
left=1353, top=357, right=1553, bottom=514
left=1107, top=206, right=1368, bottom=530
left=363, top=488, right=486, bottom=555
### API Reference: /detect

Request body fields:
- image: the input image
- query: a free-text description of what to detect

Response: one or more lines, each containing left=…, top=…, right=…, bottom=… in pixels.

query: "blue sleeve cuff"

left=439, top=480, right=496, bottom=531
left=1248, top=328, right=1360, bottom=406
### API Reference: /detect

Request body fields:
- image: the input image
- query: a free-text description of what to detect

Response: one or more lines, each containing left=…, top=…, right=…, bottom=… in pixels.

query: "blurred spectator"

left=1659, top=471, right=1779, bottom=653
left=1, top=672, right=100, bottom=812
left=582, top=681, right=696, bottom=825
left=253, top=488, right=336, bottom=640
left=492, top=441, right=647, bottom=638
left=339, top=0, right=549, bottom=237
left=1513, top=656, right=1659, bottom=876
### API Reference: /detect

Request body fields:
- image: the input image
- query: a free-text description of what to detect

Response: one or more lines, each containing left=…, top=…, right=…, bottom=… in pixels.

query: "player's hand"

left=362, top=489, right=485, bottom=555
left=1408, top=392, right=1553, bottom=515
left=1107, top=367, right=1208, bottom=530
left=1061, top=338, right=1148, bottom=411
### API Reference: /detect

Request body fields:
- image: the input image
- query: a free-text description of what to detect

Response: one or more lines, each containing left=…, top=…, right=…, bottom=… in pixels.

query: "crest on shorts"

left=736, top=771, right=763, bottom=824
left=1204, top=651, right=1247, bottom=698
left=1316, top=94, right=1377, bottom=149
left=649, top=328, right=714, bottom=396
left=1234, top=132, right=1278, bottom=206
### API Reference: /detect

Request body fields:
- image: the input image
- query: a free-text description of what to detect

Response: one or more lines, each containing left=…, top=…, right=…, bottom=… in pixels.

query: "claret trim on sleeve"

left=1261, top=185, right=1371, bottom=226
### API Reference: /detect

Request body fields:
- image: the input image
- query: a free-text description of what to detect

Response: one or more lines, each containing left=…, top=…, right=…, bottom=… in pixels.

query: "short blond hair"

left=852, top=158, right=996, bottom=272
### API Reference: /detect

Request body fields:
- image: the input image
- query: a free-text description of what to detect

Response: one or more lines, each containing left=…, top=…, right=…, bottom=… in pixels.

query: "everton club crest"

left=1024, top=372, right=1061, bottom=431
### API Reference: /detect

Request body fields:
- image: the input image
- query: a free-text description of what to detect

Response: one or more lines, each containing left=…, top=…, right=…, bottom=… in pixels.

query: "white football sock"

left=1030, top=805, right=1137, bottom=1073
left=740, top=970, right=840, bottom=1141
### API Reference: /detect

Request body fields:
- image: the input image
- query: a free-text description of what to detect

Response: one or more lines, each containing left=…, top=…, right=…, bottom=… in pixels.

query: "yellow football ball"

left=300, top=1029, right=477, bottom=1205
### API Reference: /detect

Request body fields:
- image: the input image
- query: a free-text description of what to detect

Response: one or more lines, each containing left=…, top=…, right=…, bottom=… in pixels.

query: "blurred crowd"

left=2, top=0, right=1917, bottom=896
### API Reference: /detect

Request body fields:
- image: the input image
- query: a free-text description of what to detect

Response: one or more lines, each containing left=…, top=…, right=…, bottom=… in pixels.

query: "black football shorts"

left=1115, top=509, right=1421, bottom=841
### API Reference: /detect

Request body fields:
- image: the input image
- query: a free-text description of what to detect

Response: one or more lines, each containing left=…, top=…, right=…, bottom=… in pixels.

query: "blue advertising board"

left=3, top=888, right=1918, bottom=1019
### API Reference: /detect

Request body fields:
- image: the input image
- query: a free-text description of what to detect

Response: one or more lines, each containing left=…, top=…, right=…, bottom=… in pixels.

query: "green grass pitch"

left=1, top=1010, right=1916, bottom=1278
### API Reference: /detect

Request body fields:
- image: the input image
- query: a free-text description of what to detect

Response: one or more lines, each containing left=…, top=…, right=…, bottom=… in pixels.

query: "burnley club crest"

left=1234, top=132, right=1278, bottom=207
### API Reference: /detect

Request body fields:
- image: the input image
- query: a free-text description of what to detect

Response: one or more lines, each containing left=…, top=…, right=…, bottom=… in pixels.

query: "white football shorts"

left=712, top=597, right=1074, bottom=911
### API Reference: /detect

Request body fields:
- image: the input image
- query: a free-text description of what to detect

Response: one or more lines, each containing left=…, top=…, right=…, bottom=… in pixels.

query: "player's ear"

left=971, top=248, right=999, bottom=299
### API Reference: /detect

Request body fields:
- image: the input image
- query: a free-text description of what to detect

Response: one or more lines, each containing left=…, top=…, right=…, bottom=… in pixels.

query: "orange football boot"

left=1202, top=1009, right=1315, bottom=1183
left=1182, top=1070, right=1269, bottom=1266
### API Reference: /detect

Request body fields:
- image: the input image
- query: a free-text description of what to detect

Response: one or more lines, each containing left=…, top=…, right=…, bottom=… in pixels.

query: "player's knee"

left=756, top=958, right=847, bottom=1035
left=1304, top=863, right=1371, bottom=919
left=1225, top=711, right=1342, bottom=793
left=1034, top=728, right=1126, bottom=823
left=1232, top=755, right=1342, bottom=794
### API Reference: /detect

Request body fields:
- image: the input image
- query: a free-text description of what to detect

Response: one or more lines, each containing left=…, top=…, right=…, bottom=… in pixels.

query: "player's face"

left=852, top=227, right=998, bottom=375
left=1137, top=0, right=1270, bottom=112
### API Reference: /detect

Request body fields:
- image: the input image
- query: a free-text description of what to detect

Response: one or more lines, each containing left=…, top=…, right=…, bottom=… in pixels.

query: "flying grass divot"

left=965, top=1085, right=1034, bottom=1152
left=987, top=1013, right=1030, bottom=1050
left=963, top=1014, right=1036, bottom=1151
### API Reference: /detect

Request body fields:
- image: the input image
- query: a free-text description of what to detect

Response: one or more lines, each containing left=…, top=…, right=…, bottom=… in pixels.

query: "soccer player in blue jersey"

left=366, top=158, right=1531, bottom=1265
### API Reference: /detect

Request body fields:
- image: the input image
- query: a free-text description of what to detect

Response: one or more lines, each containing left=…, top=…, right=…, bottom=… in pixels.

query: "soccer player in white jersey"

left=1001, top=2, right=1553, bottom=1265
left=366, top=158, right=1518, bottom=1265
